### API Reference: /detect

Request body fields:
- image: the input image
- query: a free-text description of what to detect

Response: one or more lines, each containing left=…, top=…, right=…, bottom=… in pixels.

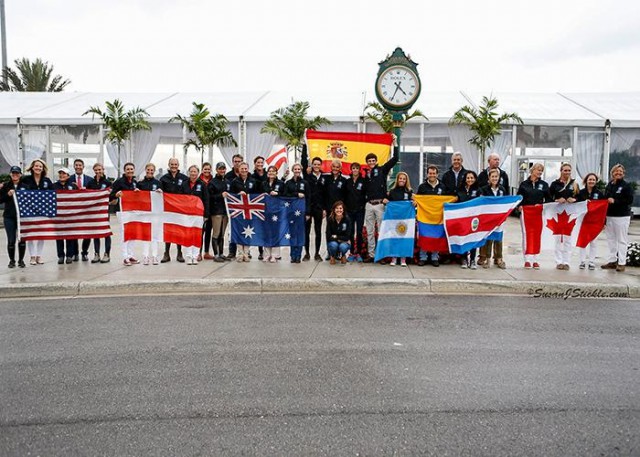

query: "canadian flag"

left=119, top=191, right=204, bottom=248
left=521, top=200, right=608, bottom=255
left=266, top=146, right=288, bottom=170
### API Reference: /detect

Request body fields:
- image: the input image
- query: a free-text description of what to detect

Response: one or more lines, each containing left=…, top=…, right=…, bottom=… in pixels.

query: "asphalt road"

left=1, top=294, right=639, bottom=456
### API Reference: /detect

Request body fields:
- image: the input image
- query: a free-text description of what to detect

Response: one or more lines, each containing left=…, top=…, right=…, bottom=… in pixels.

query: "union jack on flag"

left=226, top=193, right=266, bottom=221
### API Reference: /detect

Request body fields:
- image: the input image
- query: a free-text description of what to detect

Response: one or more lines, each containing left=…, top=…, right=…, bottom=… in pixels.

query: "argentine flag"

left=374, top=201, right=416, bottom=261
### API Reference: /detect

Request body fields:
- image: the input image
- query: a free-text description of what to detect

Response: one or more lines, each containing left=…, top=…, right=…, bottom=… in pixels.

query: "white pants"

left=264, top=246, right=280, bottom=259
left=524, top=254, right=540, bottom=263
left=141, top=241, right=159, bottom=258
left=579, top=241, right=597, bottom=264
left=27, top=240, right=44, bottom=257
left=184, top=246, right=199, bottom=259
left=364, top=202, right=385, bottom=257
left=121, top=240, right=135, bottom=260
left=554, top=236, right=573, bottom=265
left=605, top=216, right=630, bottom=265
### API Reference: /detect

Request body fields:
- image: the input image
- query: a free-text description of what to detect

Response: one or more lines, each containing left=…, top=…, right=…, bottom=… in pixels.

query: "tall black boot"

left=8, top=244, right=16, bottom=264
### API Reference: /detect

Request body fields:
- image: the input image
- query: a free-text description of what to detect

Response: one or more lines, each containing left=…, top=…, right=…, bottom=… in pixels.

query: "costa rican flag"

left=226, top=193, right=266, bottom=221
left=443, top=195, right=522, bottom=254
left=119, top=191, right=204, bottom=248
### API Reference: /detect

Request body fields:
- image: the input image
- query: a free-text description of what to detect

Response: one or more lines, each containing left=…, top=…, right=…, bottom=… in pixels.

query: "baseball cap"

left=10, top=166, right=22, bottom=174
left=58, top=167, right=71, bottom=175
left=216, top=162, right=227, bottom=169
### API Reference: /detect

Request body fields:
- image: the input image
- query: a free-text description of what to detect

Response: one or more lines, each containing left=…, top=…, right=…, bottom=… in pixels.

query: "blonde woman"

left=21, top=159, right=53, bottom=264
left=602, top=164, right=634, bottom=272
left=517, top=163, right=551, bottom=269
left=549, top=163, right=580, bottom=270
left=384, top=172, right=414, bottom=267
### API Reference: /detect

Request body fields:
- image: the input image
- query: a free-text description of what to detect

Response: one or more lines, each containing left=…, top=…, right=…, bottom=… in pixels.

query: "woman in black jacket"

left=384, top=172, right=414, bottom=267
left=86, top=162, right=113, bottom=263
left=284, top=163, right=310, bottom=263
left=517, top=162, right=551, bottom=270
left=208, top=162, right=230, bottom=262
left=182, top=165, right=209, bottom=265
left=478, top=169, right=507, bottom=270
left=601, top=164, right=634, bottom=272
left=326, top=200, right=353, bottom=265
left=576, top=172, right=605, bottom=270
left=21, top=159, right=54, bottom=265
left=0, top=166, right=27, bottom=268
left=549, top=163, right=580, bottom=270
left=457, top=171, right=481, bottom=270
left=262, top=166, right=284, bottom=263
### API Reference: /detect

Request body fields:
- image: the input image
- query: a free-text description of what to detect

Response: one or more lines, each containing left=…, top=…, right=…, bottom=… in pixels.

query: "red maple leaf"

left=546, top=210, right=576, bottom=242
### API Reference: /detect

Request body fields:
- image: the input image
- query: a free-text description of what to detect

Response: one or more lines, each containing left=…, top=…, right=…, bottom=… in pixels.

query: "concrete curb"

left=0, top=278, right=636, bottom=299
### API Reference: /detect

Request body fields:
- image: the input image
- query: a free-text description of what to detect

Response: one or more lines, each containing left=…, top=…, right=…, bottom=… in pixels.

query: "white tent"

left=0, top=91, right=638, bottom=210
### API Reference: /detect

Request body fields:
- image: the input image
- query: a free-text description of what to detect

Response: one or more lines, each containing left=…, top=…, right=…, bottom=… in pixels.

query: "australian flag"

left=226, top=193, right=306, bottom=247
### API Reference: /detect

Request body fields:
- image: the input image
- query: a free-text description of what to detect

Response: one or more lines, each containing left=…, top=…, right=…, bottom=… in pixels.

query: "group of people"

left=0, top=147, right=635, bottom=272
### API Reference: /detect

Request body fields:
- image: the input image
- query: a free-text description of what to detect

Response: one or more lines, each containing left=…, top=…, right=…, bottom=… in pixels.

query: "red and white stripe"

left=18, top=190, right=112, bottom=241
left=265, top=146, right=288, bottom=170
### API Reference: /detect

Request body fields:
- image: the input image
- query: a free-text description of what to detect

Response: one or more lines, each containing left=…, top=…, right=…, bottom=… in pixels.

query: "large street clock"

left=375, top=47, right=421, bottom=115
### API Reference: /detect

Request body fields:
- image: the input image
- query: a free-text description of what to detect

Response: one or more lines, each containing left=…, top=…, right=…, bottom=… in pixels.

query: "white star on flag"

left=285, top=233, right=291, bottom=240
left=271, top=215, right=278, bottom=222
left=294, top=209, right=301, bottom=216
left=284, top=202, right=290, bottom=207
left=242, top=225, right=255, bottom=238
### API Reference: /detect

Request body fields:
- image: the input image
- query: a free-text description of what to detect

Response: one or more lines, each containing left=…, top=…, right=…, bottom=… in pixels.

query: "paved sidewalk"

left=0, top=217, right=638, bottom=298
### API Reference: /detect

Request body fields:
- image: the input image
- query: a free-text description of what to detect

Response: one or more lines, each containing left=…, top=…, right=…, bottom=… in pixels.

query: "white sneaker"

left=460, top=261, right=468, bottom=269
left=143, top=256, right=150, bottom=266
left=185, top=255, right=192, bottom=265
left=152, top=256, right=159, bottom=265
left=390, top=258, right=397, bottom=266
left=400, top=259, right=407, bottom=267
left=470, top=260, right=477, bottom=270
left=588, top=262, right=595, bottom=270
left=579, top=262, right=586, bottom=270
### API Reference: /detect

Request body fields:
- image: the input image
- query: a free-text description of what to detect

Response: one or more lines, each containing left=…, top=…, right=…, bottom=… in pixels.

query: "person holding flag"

left=111, top=162, right=139, bottom=266
left=160, top=158, right=188, bottom=263
left=549, top=163, right=580, bottom=270
left=52, top=167, right=78, bottom=265
left=344, top=162, right=366, bottom=262
left=137, top=163, right=163, bottom=265
left=456, top=171, right=481, bottom=269
left=301, top=146, right=327, bottom=262
left=182, top=165, right=209, bottom=265
left=517, top=162, right=551, bottom=269
left=86, top=162, right=112, bottom=263
left=576, top=173, right=606, bottom=270
left=262, top=165, right=284, bottom=262
left=478, top=169, right=508, bottom=269
left=284, top=163, right=310, bottom=263
left=416, top=165, right=449, bottom=267
left=362, top=135, right=399, bottom=263
left=384, top=172, right=414, bottom=267
left=20, top=159, right=53, bottom=265
left=230, top=162, right=259, bottom=262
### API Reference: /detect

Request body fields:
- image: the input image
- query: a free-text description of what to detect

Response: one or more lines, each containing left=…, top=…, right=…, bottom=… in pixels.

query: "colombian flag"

left=415, top=195, right=457, bottom=252
left=305, top=130, right=393, bottom=175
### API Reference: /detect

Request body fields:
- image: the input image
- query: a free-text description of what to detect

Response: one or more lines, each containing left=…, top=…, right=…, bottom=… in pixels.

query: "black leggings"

left=4, top=216, right=25, bottom=261
left=305, top=207, right=324, bottom=255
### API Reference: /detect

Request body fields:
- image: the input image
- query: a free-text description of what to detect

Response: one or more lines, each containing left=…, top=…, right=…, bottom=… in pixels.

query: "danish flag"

left=226, top=193, right=266, bottom=220
left=119, top=191, right=204, bottom=248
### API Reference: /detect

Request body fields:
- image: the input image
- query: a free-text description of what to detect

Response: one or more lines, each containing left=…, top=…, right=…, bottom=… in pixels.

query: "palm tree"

left=170, top=102, right=237, bottom=166
left=0, top=57, right=71, bottom=92
left=364, top=101, right=427, bottom=133
left=83, top=99, right=151, bottom=172
left=449, top=95, right=523, bottom=161
left=260, top=101, right=331, bottom=162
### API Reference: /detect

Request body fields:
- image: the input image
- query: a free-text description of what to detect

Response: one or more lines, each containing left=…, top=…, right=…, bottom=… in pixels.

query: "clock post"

left=374, top=47, right=421, bottom=179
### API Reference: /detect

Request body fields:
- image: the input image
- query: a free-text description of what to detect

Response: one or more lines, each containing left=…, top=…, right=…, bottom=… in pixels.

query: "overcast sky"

left=4, top=0, right=640, bottom=93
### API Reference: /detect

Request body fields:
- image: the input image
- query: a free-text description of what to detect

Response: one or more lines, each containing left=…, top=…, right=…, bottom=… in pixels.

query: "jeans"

left=327, top=241, right=350, bottom=258
left=419, top=250, right=439, bottom=261
left=347, top=209, right=365, bottom=254
left=93, top=236, right=111, bottom=255
left=56, top=239, right=76, bottom=259
left=290, top=245, right=303, bottom=260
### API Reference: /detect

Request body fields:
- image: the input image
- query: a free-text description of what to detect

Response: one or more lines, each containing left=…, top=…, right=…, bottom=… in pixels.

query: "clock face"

left=376, top=66, right=420, bottom=108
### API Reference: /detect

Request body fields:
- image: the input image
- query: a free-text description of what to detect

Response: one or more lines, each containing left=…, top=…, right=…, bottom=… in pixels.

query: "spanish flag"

left=305, top=130, right=393, bottom=175
left=415, top=195, right=457, bottom=253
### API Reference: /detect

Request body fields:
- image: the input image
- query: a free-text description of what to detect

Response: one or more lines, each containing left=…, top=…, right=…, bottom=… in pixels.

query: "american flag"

left=15, top=189, right=112, bottom=241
